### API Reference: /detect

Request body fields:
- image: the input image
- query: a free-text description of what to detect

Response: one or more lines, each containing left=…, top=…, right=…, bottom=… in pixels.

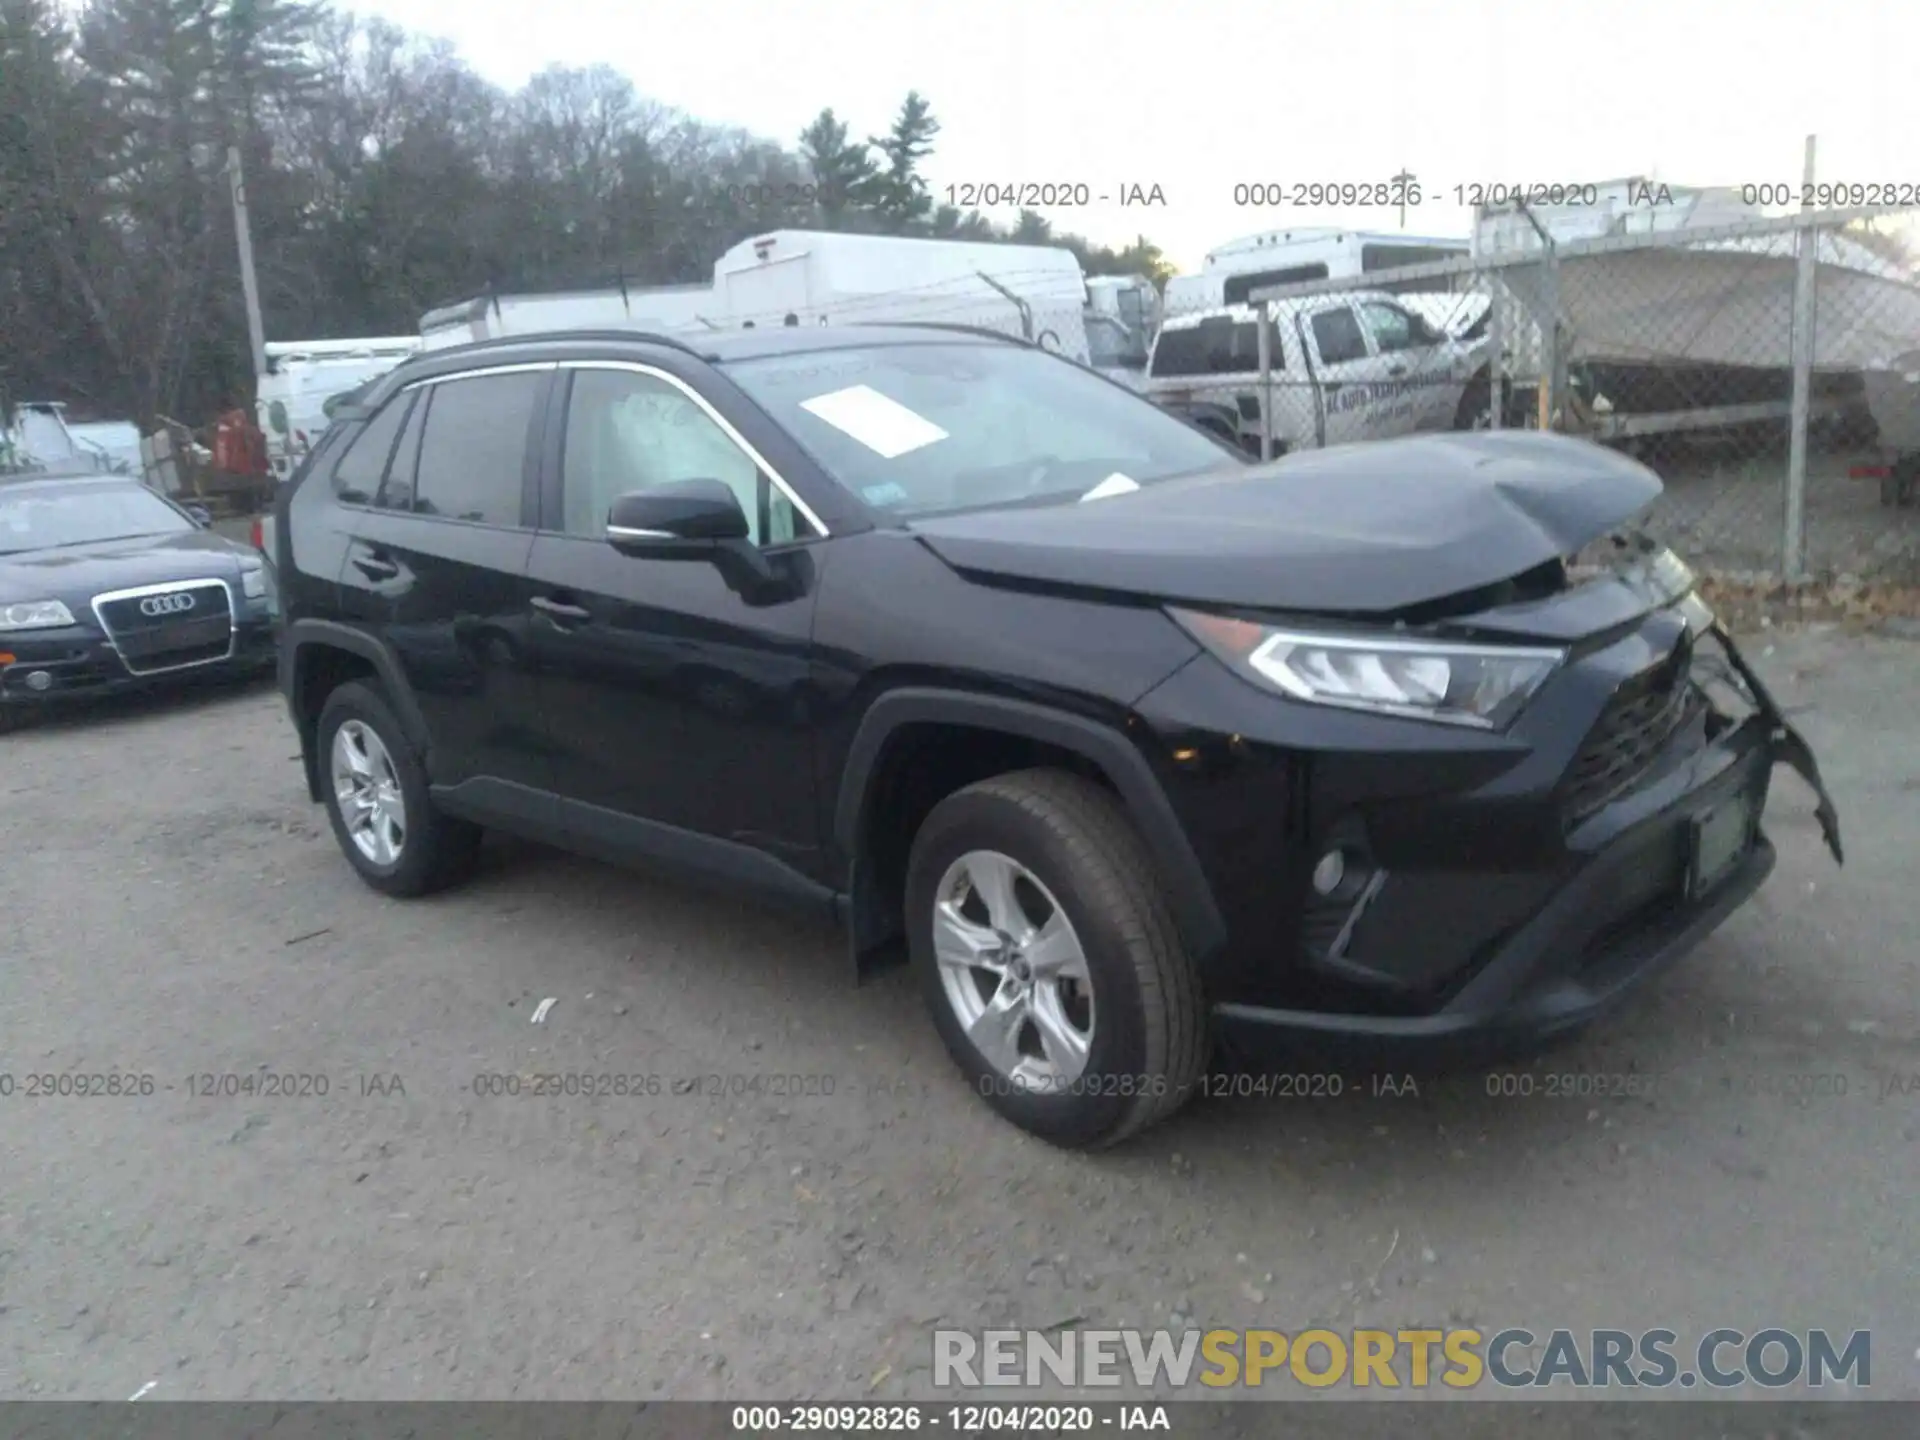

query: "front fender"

left=833, top=688, right=1230, bottom=968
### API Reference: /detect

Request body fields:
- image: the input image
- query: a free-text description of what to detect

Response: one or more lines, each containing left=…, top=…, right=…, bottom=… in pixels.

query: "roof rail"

left=431, top=327, right=713, bottom=360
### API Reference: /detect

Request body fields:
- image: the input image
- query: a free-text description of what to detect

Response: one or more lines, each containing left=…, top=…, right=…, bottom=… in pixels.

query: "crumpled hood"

left=911, top=430, right=1664, bottom=616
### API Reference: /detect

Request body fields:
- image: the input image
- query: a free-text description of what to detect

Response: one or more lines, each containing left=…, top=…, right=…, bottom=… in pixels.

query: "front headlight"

left=0, top=599, right=77, bottom=631
left=240, top=563, right=267, bottom=599
left=1170, top=608, right=1566, bottom=729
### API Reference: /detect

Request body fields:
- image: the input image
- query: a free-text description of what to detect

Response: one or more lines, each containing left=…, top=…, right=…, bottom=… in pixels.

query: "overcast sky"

left=360, top=0, right=1917, bottom=271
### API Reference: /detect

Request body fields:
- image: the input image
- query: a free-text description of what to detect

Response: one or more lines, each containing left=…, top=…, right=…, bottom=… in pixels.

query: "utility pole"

left=227, top=146, right=267, bottom=396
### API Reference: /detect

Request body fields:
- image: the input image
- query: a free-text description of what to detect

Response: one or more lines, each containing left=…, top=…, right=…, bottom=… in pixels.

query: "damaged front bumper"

left=1204, top=619, right=1843, bottom=1070
left=1712, top=620, right=1843, bottom=865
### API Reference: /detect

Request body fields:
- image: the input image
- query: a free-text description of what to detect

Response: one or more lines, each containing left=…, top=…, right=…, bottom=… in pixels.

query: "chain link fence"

left=1151, top=205, right=1920, bottom=586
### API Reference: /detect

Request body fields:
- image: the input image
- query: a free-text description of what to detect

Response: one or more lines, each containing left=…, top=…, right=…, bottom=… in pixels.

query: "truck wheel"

left=317, top=681, right=482, bottom=897
left=905, top=769, right=1208, bottom=1149
left=1453, top=372, right=1494, bottom=430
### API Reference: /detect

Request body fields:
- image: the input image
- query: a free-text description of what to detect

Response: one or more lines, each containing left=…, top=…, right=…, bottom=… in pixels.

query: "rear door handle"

left=531, top=595, right=590, bottom=624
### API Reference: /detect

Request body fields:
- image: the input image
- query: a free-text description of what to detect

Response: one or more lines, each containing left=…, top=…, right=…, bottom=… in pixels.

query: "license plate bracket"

left=1688, top=781, right=1757, bottom=899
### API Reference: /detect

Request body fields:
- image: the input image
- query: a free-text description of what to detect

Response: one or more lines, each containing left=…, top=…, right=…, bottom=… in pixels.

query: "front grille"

left=1562, top=640, right=1702, bottom=826
left=93, top=580, right=235, bottom=676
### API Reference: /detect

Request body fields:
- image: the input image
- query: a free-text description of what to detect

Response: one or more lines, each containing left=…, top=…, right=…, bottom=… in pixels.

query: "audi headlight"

left=0, top=599, right=77, bottom=631
left=240, top=562, right=268, bottom=599
left=1170, top=608, right=1566, bottom=729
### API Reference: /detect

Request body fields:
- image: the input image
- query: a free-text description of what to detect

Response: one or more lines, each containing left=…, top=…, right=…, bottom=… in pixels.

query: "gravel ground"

left=0, top=627, right=1916, bottom=1403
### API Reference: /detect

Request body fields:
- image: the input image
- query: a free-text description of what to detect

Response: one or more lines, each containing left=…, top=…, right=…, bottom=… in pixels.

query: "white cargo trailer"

left=710, top=230, right=1093, bottom=363
left=1164, top=229, right=1470, bottom=315
left=418, top=282, right=721, bottom=351
left=413, top=233, right=1102, bottom=367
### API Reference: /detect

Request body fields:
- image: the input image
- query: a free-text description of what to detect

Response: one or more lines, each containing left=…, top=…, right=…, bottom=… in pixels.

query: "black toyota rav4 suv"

left=274, top=323, right=1843, bottom=1147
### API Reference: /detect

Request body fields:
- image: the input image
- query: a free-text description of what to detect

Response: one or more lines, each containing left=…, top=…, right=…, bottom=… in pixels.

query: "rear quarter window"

left=327, top=397, right=410, bottom=504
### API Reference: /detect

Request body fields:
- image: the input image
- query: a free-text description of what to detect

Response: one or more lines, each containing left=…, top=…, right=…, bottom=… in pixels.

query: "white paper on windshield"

left=1079, top=472, right=1142, bottom=502
left=800, top=385, right=948, bottom=459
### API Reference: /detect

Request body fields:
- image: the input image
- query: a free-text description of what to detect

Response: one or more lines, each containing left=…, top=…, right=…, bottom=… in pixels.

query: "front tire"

left=905, top=769, right=1208, bottom=1148
left=317, top=680, right=481, bottom=897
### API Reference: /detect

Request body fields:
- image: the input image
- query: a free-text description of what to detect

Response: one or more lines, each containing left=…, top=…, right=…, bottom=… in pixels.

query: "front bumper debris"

left=1713, top=620, right=1843, bottom=864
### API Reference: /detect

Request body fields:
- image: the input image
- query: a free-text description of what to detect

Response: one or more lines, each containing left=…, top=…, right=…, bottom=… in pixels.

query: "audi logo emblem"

left=139, top=592, right=197, bottom=617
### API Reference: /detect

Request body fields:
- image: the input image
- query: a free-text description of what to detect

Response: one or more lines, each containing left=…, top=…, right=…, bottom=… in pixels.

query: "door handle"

left=531, top=595, right=590, bottom=624
left=351, top=554, right=399, bottom=580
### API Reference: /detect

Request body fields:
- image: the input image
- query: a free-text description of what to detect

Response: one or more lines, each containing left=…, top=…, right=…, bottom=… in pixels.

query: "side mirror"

left=184, top=503, right=213, bottom=528
left=606, top=479, right=748, bottom=556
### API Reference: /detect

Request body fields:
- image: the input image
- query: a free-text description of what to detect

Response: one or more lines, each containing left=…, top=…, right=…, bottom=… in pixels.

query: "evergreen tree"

left=867, top=90, right=939, bottom=232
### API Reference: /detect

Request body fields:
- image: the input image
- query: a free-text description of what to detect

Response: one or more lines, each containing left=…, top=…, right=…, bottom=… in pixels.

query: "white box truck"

left=256, top=337, right=423, bottom=482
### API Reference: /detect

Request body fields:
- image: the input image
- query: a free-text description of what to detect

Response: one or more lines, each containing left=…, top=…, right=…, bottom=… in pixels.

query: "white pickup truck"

left=1144, top=290, right=1495, bottom=456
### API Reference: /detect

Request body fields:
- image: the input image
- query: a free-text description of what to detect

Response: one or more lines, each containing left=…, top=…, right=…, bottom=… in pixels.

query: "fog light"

left=24, top=669, right=54, bottom=692
left=1311, top=849, right=1346, bottom=896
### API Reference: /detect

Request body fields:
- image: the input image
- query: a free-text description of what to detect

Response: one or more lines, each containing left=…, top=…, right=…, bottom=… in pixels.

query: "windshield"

left=0, top=484, right=193, bottom=555
left=724, top=341, right=1239, bottom=519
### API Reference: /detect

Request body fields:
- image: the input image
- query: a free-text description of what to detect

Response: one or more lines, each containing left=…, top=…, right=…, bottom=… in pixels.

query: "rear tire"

left=905, top=769, right=1208, bottom=1149
left=1453, top=371, right=1494, bottom=431
left=317, top=681, right=481, bottom=897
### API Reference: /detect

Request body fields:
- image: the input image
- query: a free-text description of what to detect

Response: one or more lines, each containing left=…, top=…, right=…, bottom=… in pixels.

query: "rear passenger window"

left=1311, top=307, right=1369, bottom=365
left=329, top=397, right=408, bottom=504
left=410, top=373, right=542, bottom=525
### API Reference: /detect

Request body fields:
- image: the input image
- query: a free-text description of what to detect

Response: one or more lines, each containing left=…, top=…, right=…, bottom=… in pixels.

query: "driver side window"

left=559, top=367, right=810, bottom=545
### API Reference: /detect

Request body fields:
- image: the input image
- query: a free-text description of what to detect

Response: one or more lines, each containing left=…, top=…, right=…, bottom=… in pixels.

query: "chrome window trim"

left=556, top=359, right=830, bottom=540
left=90, top=577, right=238, bottom=677
left=399, top=361, right=560, bottom=390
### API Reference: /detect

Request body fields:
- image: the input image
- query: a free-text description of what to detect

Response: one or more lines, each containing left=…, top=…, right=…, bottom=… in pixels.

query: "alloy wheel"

left=331, top=719, right=407, bottom=866
left=932, top=849, right=1095, bottom=1090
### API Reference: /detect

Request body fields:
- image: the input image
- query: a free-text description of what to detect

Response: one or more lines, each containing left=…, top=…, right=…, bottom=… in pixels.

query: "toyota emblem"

left=139, top=592, right=196, bottom=617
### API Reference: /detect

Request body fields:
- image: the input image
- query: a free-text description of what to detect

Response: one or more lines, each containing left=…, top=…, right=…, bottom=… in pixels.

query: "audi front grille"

left=91, top=579, right=237, bottom=676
